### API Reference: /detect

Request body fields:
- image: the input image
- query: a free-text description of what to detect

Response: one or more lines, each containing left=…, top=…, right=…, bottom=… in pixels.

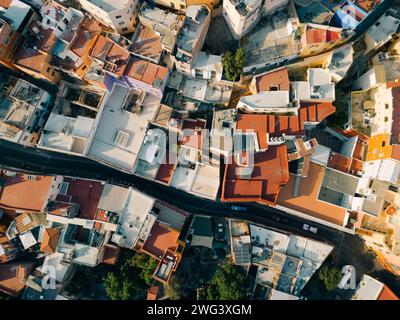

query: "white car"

left=303, top=224, right=309, bottom=231
left=309, top=226, right=318, bottom=234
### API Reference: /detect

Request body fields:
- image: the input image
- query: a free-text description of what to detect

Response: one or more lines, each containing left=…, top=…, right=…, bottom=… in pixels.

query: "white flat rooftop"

left=86, top=84, right=160, bottom=173
left=41, top=253, right=70, bottom=282
left=239, top=91, right=290, bottom=109
left=190, top=164, right=220, bottom=200
left=116, top=188, right=156, bottom=248
left=171, top=165, right=196, bottom=193
left=98, top=184, right=130, bottom=214
left=19, top=231, right=37, bottom=250
left=353, top=275, right=384, bottom=300
left=39, top=114, right=94, bottom=153
left=72, top=243, right=100, bottom=267
left=249, top=225, right=290, bottom=254
left=85, top=0, right=129, bottom=12
left=367, top=14, right=400, bottom=45
left=4, top=0, right=31, bottom=31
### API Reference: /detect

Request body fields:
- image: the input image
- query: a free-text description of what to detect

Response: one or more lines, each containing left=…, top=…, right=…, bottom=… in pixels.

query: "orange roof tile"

left=306, top=27, right=341, bottom=44
left=378, top=285, right=399, bottom=300
left=0, top=172, right=54, bottom=212
left=180, top=119, right=206, bottom=149
left=147, top=286, right=160, bottom=300
left=63, top=178, right=104, bottom=220
left=0, top=0, right=12, bottom=8
left=141, top=222, right=180, bottom=260
left=354, top=0, right=382, bottom=12
left=124, top=58, right=169, bottom=85
left=222, top=145, right=289, bottom=205
left=90, top=35, right=130, bottom=75
left=254, top=67, right=290, bottom=93
left=277, top=162, right=348, bottom=226
left=130, top=25, right=163, bottom=62
left=391, top=144, right=400, bottom=161
left=101, top=244, right=120, bottom=265
left=307, top=28, right=327, bottom=44
left=0, top=262, right=34, bottom=297
left=40, top=228, right=60, bottom=254
left=14, top=46, right=47, bottom=73
left=70, top=19, right=102, bottom=58
left=156, top=153, right=176, bottom=184
left=299, top=101, right=336, bottom=123
left=327, top=152, right=352, bottom=173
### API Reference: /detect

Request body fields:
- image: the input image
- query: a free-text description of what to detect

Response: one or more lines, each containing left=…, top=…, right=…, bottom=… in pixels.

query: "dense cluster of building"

left=0, top=0, right=400, bottom=300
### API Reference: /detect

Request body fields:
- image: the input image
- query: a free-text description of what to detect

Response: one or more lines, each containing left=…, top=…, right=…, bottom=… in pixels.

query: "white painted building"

left=78, top=0, right=140, bottom=34
left=222, top=0, right=263, bottom=40
left=84, top=83, right=160, bottom=174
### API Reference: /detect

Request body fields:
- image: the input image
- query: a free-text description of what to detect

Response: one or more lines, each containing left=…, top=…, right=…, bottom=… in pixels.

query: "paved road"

left=0, top=139, right=388, bottom=286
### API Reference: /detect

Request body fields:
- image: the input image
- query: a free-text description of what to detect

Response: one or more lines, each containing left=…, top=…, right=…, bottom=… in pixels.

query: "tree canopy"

left=206, top=262, right=247, bottom=300
left=222, top=48, right=246, bottom=81
left=103, top=252, right=158, bottom=300
left=319, top=265, right=342, bottom=292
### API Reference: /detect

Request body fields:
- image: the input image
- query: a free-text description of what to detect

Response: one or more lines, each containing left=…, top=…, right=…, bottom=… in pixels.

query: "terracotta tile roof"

left=130, top=24, right=163, bottom=62
left=180, top=119, right=206, bottom=149
left=0, top=0, right=12, bottom=8
left=14, top=46, right=48, bottom=73
left=254, top=67, right=290, bottom=93
left=123, top=57, right=169, bottom=86
left=327, top=152, right=352, bottom=173
left=156, top=153, right=176, bottom=184
left=40, top=227, right=60, bottom=254
left=306, top=27, right=341, bottom=44
left=350, top=158, right=364, bottom=174
left=236, top=114, right=304, bottom=152
left=391, top=87, right=400, bottom=144
left=101, top=244, right=120, bottom=265
left=0, top=172, right=54, bottom=212
left=90, top=35, right=130, bottom=75
left=147, top=286, right=160, bottom=300
left=222, top=144, right=289, bottom=205
left=354, top=0, right=382, bottom=12
left=299, top=101, right=336, bottom=123
left=0, top=262, right=34, bottom=297
left=70, top=19, right=102, bottom=58
left=391, top=144, right=400, bottom=161
left=277, top=162, right=348, bottom=226
left=236, top=114, right=268, bottom=150
left=141, top=222, right=180, bottom=260
left=63, top=178, right=104, bottom=220
left=95, top=209, right=110, bottom=222
left=378, top=285, right=399, bottom=300
left=47, top=201, right=74, bottom=217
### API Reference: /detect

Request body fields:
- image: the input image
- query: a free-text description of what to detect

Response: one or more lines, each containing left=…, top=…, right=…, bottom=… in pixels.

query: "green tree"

left=222, top=48, right=246, bottom=81
left=103, top=273, right=124, bottom=300
left=222, top=51, right=235, bottom=81
left=130, top=253, right=158, bottom=286
left=206, top=262, right=247, bottom=300
left=166, top=274, right=188, bottom=300
left=319, top=265, right=342, bottom=292
left=234, top=48, right=246, bottom=77
left=103, top=252, right=157, bottom=300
